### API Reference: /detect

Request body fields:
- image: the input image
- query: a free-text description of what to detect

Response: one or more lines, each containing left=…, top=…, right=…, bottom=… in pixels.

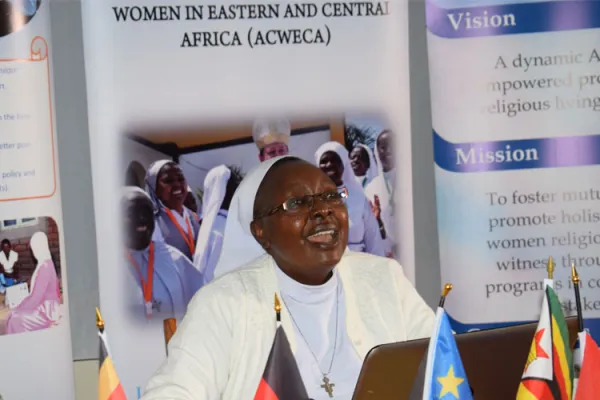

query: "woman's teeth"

left=136, top=226, right=148, bottom=232
left=307, top=230, right=337, bottom=244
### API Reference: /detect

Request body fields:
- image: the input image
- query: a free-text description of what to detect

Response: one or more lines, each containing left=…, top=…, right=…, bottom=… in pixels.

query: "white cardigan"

left=142, top=250, right=436, bottom=400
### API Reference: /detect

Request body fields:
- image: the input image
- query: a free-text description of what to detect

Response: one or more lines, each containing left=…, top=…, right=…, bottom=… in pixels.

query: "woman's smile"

left=171, top=188, right=185, bottom=199
left=305, top=223, right=339, bottom=247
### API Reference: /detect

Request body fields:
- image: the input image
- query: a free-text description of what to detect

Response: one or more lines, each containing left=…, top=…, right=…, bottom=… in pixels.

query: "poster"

left=426, top=0, right=600, bottom=337
left=0, top=1, right=75, bottom=398
left=82, top=0, right=415, bottom=396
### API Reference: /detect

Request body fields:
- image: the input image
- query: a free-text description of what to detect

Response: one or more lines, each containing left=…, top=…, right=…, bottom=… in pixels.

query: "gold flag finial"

left=274, top=293, right=282, bottom=322
left=442, top=283, right=453, bottom=297
left=439, top=283, right=453, bottom=308
left=274, top=293, right=281, bottom=313
left=96, top=307, right=104, bottom=331
left=547, top=256, right=555, bottom=279
left=571, top=263, right=580, bottom=285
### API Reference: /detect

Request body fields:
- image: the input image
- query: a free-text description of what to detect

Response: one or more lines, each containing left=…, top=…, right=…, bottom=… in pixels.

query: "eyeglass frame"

left=254, top=187, right=349, bottom=220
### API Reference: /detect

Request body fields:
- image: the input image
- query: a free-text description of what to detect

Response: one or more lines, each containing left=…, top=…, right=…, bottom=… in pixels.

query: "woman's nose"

left=310, top=202, right=333, bottom=220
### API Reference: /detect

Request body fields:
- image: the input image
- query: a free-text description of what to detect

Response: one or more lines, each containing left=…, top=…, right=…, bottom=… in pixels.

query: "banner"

left=0, top=1, right=75, bottom=399
left=82, top=0, right=415, bottom=397
left=426, top=0, right=600, bottom=338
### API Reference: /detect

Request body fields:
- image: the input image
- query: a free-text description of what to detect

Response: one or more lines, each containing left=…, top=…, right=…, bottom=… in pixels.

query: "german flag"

left=254, top=295, right=309, bottom=400
left=98, top=330, right=127, bottom=400
left=516, top=284, right=573, bottom=400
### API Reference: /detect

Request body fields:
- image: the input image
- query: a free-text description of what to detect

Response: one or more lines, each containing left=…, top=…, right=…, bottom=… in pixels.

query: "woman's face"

left=349, top=147, right=369, bottom=176
left=155, top=163, right=187, bottom=211
left=377, top=131, right=394, bottom=172
left=251, top=161, right=349, bottom=285
left=318, top=151, right=344, bottom=186
left=123, top=194, right=155, bottom=250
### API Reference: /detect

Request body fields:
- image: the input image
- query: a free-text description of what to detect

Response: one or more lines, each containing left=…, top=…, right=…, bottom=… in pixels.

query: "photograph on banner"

left=0, top=0, right=42, bottom=38
left=0, top=216, right=63, bottom=335
left=343, top=113, right=397, bottom=259
left=120, top=115, right=399, bottom=320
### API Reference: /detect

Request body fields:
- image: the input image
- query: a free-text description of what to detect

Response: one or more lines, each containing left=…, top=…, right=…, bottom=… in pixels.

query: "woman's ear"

left=250, top=220, right=270, bottom=250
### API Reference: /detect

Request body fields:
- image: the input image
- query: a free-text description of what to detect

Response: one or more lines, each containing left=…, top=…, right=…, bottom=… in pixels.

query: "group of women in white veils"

left=122, top=160, right=242, bottom=319
left=315, top=129, right=397, bottom=258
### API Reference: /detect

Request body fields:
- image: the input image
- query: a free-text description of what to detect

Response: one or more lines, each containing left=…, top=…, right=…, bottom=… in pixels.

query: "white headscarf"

left=213, top=156, right=295, bottom=279
left=315, top=141, right=364, bottom=196
left=30, top=232, right=52, bottom=263
left=193, top=165, right=231, bottom=274
left=144, top=159, right=174, bottom=215
left=356, top=144, right=378, bottom=183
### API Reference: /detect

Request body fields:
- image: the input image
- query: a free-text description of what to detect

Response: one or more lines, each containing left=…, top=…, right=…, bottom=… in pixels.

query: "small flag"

left=99, top=330, right=127, bottom=400
left=516, top=284, right=573, bottom=400
left=421, top=307, right=473, bottom=400
left=254, top=325, right=309, bottom=400
left=573, top=331, right=600, bottom=400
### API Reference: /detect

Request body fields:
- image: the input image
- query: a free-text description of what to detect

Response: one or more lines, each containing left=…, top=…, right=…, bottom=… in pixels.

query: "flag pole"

left=96, top=307, right=104, bottom=334
left=438, top=283, right=452, bottom=308
left=571, top=263, right=584, bottom=333
left=547, top=256, right=555, bottom=280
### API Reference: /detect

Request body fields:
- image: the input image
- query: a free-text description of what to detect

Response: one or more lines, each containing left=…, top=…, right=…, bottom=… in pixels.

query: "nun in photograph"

left=315, top=141, right=386, bottom=257
left=365, top=129, right=397, bottom=256
left=193, top=165, right=243, bottom=286
left=122, top=187, right=203, bottom=319
left=5, top=232, right=61, bottom=334
left=145, top=160, right=200, bottom=261
left=349, top=144, right=377, bottom=189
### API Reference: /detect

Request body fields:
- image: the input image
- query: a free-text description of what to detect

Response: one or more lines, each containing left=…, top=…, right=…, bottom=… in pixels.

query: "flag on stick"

left=570, top=264, right=600, bottom=400
left=253, top=294, right=309, bottom=400
left=573, top=331, right=600, bottom=400
left=516, top=282, right=573, bottom=400
left=411, top=284, right=473, bottom=400
left=97, top=308, right=127, bottom=400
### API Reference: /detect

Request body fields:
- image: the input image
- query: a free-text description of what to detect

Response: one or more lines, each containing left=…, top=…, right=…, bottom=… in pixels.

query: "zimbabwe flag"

left=516, top=284, right=573, bottom=400
left=254, top=325, right=309, bottom=400
left=98, top=331, right=127, bottom=400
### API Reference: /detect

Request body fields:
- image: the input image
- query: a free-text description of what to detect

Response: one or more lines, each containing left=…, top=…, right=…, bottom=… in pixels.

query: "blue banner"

left=427, top=0, right=600, bottom=38
left=434, top=131, right=600, bottom=173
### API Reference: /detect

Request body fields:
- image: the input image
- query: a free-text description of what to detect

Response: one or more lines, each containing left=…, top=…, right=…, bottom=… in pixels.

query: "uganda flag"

left=99, top=330, right=127, bottom=400
left=254, top=325, right=309, bottom=400
left=516, top=284, right=573, bottom=400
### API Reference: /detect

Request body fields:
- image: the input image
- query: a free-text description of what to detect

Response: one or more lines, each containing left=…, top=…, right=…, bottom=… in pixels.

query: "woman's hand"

left=369, top=195, right=381, bottom=220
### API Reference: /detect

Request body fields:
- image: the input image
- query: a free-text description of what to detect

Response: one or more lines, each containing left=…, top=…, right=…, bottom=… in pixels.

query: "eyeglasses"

left=255, top=187, right=348, bottom=220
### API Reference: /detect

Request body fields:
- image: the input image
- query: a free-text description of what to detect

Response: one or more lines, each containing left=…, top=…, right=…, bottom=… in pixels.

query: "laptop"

left=352, top=317, right=578, bottom=399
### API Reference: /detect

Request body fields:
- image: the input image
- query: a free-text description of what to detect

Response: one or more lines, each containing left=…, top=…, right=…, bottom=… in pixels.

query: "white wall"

left=123, top=138, right=170, bottom=172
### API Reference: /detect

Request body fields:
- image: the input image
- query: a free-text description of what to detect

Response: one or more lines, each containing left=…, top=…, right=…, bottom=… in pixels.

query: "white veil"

left=193, top=165, right=231, bottom=274
left=212, top=156, right=295, bottom=279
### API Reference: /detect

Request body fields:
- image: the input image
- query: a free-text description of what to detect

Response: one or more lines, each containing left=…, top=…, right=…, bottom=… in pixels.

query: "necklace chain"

left=281, top=283, right=340, bottom=377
